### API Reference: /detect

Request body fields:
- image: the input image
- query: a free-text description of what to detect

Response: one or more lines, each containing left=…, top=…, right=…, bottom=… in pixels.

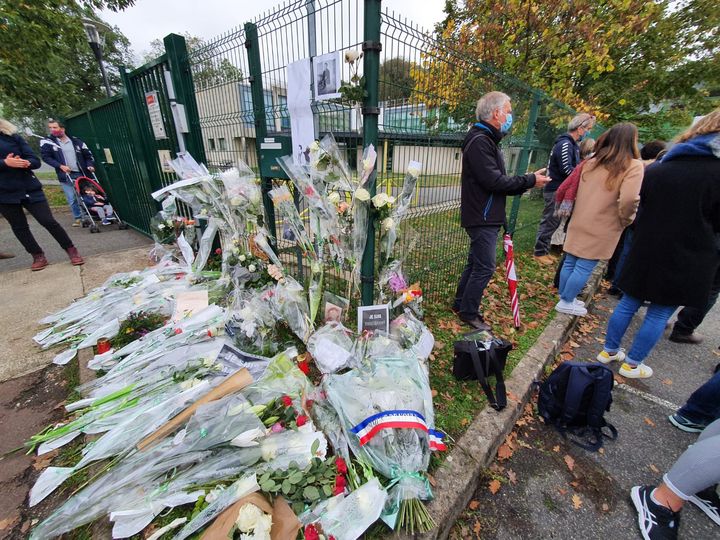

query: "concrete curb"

left=398, top=265, right=606, bottom=540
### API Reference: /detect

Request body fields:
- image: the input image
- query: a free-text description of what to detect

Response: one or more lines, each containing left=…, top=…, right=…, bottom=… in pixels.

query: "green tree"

left=144, top=34, right=244, bottom=88
left=0, top=0, right=136, bottom=125
left=379, top=57, right=415, bottom=102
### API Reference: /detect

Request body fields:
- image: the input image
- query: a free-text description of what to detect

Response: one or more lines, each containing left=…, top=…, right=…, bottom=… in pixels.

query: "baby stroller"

left=73, top=174, right=129, bottom=233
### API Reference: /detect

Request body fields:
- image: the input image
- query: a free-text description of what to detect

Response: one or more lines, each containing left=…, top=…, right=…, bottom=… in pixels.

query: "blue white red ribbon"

left=350, top=410, right=446, bottom=451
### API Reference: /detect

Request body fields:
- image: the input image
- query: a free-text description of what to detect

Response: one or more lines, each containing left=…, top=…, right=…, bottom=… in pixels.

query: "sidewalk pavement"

left=453, top=291, right=719, bottom=539
left=0, top=246, right=152, bottom=382
left=0, top=207, right=151, bottom=273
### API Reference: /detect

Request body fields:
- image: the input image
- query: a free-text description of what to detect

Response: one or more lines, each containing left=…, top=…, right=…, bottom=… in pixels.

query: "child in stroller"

left=81, top=185, right=114, bottom=225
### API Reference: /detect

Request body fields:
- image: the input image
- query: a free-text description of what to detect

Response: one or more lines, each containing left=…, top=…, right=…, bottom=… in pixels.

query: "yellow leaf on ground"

left=661, top=378, right=673, bottom=386
left=572, top=493, right=583, bottom=509
left=558, top=488, right=568, bottom=495
left=564, top=455, right=575, bottom=472
left=649, top=464, right=660, bottom=473
left=32, top=450, right=58, bottom=471
left=553, top=445, right=561, bottom=453
left=489, top=479, right=502, bottom=494
left=569, top=340, right=580, bottom=348
left=469, top=500, right=480, bottom=510
left=644, top=417, right=656, bottom=427
left=473, top=520, right=482, bottom=535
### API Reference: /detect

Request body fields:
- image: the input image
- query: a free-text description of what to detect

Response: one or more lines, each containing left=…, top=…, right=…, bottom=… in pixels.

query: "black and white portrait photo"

left=313, top=52, right=341, bottom=100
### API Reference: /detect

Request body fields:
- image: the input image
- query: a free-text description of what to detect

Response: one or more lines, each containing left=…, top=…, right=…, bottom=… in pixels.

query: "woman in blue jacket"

left=0, top=119, right=83, bottom=270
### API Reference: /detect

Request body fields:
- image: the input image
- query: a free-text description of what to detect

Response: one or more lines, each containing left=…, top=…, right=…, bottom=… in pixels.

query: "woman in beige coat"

left=555, top=123, right=644, bottom=316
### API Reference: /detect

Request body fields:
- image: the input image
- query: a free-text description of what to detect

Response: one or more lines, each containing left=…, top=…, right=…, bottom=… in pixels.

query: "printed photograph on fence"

left=313, top=52, right=341, bottom=100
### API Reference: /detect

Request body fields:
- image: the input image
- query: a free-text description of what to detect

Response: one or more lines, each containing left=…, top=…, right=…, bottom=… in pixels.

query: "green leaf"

left=303, top=486, right=321, bottom=501
left=282, top=480, right=292, bottom=494
left=260, top=480, right=276, bottom=492
left=322, top=484, right=333, bottom=497
left=306, top=475, right=315, bottom=484
left=292, top=502, right=305, bottom=515
left=289, top=471, right=304, bottom=484
left=311, top=439, right=319, bottom=455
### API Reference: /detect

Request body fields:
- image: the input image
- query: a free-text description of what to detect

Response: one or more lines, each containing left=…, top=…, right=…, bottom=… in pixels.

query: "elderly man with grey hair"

left=532, top=112, right=595, bottom=264
left=452, top=91, right=550, bottom=330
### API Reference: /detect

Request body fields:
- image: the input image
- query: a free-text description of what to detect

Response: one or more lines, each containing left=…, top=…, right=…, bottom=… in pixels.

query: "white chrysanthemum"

left=235, top=503, right=264, bottom=533
left=381, top=217, right=395, bottom=232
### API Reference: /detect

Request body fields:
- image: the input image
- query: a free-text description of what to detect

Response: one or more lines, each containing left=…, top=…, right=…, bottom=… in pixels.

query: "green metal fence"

left=184, top=0, right=595, bottom=304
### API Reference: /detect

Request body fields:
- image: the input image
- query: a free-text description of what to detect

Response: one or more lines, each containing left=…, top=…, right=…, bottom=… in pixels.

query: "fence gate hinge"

left=362, top=40, right=382, bottom=52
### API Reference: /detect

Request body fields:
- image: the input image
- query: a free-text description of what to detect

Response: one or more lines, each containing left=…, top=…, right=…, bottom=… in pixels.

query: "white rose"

left=355, top=188, right=370, bottom=202
left=254, top=514, right=272, bottom=540
left=387, top=195, right=396, bottom=205
left=327, top=191, right=341, bottom=204
left=158, top=223, right=165, bottom=230
left=248, top=264, right=257, bottom=273
left=230, top=196, right=243, bottom=206
left=261, top=439, right=278, bottom=461
left=235, top=503, right=263, bottom=533
left=344, top=50, right=361, bottom=63
left=239, top=255, right=246, bottom=262
left=407, top=161, right=422, bottom=178
left=372, top=193, right=388, bottom=208
left=309, top=140, right=321, bottom=152
left=381, top=217, right=395, bottom=232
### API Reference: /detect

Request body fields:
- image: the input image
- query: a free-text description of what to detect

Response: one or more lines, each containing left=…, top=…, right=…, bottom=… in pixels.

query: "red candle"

left=96, top=338, right=111, bottom=354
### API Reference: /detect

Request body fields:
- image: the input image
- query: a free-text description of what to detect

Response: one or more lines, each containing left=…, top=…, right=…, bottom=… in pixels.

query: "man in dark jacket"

left=532, top=113, right=595, bottom=264
left=40, top=120, right=96, bottom=226
left=452, top=91, right=550, bottom=330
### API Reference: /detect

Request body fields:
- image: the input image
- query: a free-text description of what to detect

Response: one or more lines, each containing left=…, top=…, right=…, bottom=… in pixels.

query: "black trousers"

left=453, top=225, right=500, bottom=319
left=674, top=261, right=720, bottom=335
left=0, top=199, right=74, bottom=255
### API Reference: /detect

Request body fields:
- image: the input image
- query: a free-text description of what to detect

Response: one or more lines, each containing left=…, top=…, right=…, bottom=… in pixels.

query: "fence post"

left=360, top=0, right=382, bottom=306
left=163, top=33, right=207, bottom=164
left=244, top=22, right=277, bottom=248
left=507, top=91, right=541, bottom=235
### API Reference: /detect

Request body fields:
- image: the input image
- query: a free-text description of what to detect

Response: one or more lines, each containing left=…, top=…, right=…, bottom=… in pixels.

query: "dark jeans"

left=0, top=199, right=74, bottom=255
left=533, top=191, right=561, bottom=256
left=673, top=261, right=720, bottom=336
left=453, top=225, right=500, bottom=319
left=677, top=370, right=720, bottom=427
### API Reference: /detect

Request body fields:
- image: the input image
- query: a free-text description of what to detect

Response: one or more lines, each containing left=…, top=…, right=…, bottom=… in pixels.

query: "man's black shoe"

left=668, top=331, right=704, bottom=344
left=607, top=286, right=623, bottom=297
left=459, top=317, right=491, bottom=331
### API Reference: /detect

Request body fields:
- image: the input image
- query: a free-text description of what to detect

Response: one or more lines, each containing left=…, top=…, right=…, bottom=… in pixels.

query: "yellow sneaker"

left=597, top=349, right=626, bottom=364
left=619, top=362, right=653, bottom=379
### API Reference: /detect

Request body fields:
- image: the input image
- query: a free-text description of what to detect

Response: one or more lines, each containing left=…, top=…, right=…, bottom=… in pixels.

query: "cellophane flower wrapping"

left=324, top=355, right=437, bottom=528
left=306, top=322, right=356, bottom=374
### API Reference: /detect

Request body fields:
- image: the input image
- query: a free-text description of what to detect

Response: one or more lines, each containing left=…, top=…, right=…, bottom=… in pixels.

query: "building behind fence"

left=65, top=0, right=595, bottom=303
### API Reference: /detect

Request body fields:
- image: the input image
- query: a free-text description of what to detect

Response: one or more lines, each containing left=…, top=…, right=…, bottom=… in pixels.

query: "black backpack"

left=453, top=330, right=512, bottom=411
left=538, top=362, right=618, bottom=451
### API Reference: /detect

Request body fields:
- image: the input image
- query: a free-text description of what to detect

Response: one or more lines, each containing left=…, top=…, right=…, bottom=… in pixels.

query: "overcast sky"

left=101, top=0, right=447, bottom=62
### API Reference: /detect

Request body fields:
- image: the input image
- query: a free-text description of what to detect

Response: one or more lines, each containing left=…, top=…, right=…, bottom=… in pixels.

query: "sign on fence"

left=145, top=91, right=167, bottom=140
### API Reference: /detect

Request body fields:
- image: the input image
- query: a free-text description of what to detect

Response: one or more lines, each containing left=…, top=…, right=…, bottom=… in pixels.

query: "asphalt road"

left=454, top=290, right=720, bottom=540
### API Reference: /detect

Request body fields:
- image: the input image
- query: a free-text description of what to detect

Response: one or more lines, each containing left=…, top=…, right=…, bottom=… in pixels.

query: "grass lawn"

left=399, top=195, right=560, bottom=469
left=43, top=185, right=70, bottom=208
left=378, top=171, right=460, bottom=189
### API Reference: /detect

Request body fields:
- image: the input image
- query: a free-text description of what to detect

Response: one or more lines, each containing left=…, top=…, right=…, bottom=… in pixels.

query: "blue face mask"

left=500, top=112, right=513, bottom=134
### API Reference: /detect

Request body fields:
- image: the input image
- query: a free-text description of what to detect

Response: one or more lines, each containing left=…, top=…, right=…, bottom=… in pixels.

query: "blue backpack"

left=538, top=362, right=618, bottom=451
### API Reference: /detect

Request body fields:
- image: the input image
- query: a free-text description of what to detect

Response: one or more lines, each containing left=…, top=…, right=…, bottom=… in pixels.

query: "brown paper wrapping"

left=200, top=493, right=301, bottom=540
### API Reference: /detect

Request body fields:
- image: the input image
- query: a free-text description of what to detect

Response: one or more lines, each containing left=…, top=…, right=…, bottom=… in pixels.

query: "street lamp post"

left=83, top=20, right=112, bottom=98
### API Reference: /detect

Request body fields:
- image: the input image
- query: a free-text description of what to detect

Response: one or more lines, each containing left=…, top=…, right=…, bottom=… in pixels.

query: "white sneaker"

left=597, top=349, right=626, bottom=364
left=574, top=298, right=586, bottom=307
left=619, top=362, right=653, bottom=379
left=555, top=299, right=588, bottom=316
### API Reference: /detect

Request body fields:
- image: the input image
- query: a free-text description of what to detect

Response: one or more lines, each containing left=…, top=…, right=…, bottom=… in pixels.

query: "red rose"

left=174, top=328, right=183, bottom=335
left=281, top=395, right=293, bottom=407
left=215, top=248, right=222, bottom=255
left=297, top=359, right=310, bottom=375
left=296, top=414, right=308, bottom=427
left=335, top=457, right=348, bottom=474
left=333, top=474, right=347, bottom=495
left=305, top=399, right=315, bottom=410
left=304, top=524, right=319, bottom=540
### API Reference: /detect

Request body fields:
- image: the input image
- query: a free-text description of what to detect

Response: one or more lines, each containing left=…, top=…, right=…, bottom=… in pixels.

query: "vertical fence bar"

left=245, top=22, right=277, bottom=248
left=360, top=0, right=382, bottom=305
left=164, top=33, right=207, bottom=163
left=507, top=91, right=541, bottom=235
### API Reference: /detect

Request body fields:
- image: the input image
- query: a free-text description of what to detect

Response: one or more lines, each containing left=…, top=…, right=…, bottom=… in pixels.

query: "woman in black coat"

left=0, top=118, right=84, bottom=270
left=595, top=110, right=720, bottom=379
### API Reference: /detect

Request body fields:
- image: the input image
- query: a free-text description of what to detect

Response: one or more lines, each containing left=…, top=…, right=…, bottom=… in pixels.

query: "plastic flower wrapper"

left=324, top=355, right=443, bottom=532
left=269, top=184, right=316, bottom=259
left=306, top=322, right=356, bottom=374
left=242, top=347, right=311, bottom=407
left=168, top=151, right=209, bottom=179
left=390, top=310, right=435, bottom=367
left=317, top=478, right=388, bottom=540
left=218, top=163, right=263, bottom=220
left=376, top=226, right=419, bottom=304
left=269, top=276, right=312, bottom=344
left=309, top=134, right=354, bottom=193
left=226, top=287, right=287, bottom=358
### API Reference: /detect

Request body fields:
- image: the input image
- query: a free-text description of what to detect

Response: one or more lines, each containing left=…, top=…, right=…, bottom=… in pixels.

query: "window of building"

left=209, top=138, right=216, bottom=150
left=218, top=138, right=227, bottom=151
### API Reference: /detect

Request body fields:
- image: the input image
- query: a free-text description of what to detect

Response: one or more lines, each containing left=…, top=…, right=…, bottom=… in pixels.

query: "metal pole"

left=306, top=0, right=320, bottom=139
left=244, top=22, right=278, bottom=249
left=90, top=42, right=112, bottom=98
left=360, top=0, right=382, bottom=306
left=507, top=92, right=541, bottom=235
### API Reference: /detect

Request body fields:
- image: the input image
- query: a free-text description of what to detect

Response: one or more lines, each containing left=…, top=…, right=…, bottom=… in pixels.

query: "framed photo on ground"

left=357, top=304, right=390, bottom=334
left=313, top=51, right=341, bottom=100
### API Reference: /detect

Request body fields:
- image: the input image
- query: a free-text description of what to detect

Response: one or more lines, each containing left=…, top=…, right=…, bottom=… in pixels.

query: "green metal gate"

left=65, top=34, right=204, bottom=235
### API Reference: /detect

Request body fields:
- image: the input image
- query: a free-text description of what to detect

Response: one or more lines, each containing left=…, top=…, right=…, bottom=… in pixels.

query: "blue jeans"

left=677, top=371, right=720, bottom=427
left=604, top=294, right=677, bottom=365
left=558, top=254, right=598, bottom=302
left=59, top=175, right=81, bottom=219
left=453, top=225, right=500, bottom=319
